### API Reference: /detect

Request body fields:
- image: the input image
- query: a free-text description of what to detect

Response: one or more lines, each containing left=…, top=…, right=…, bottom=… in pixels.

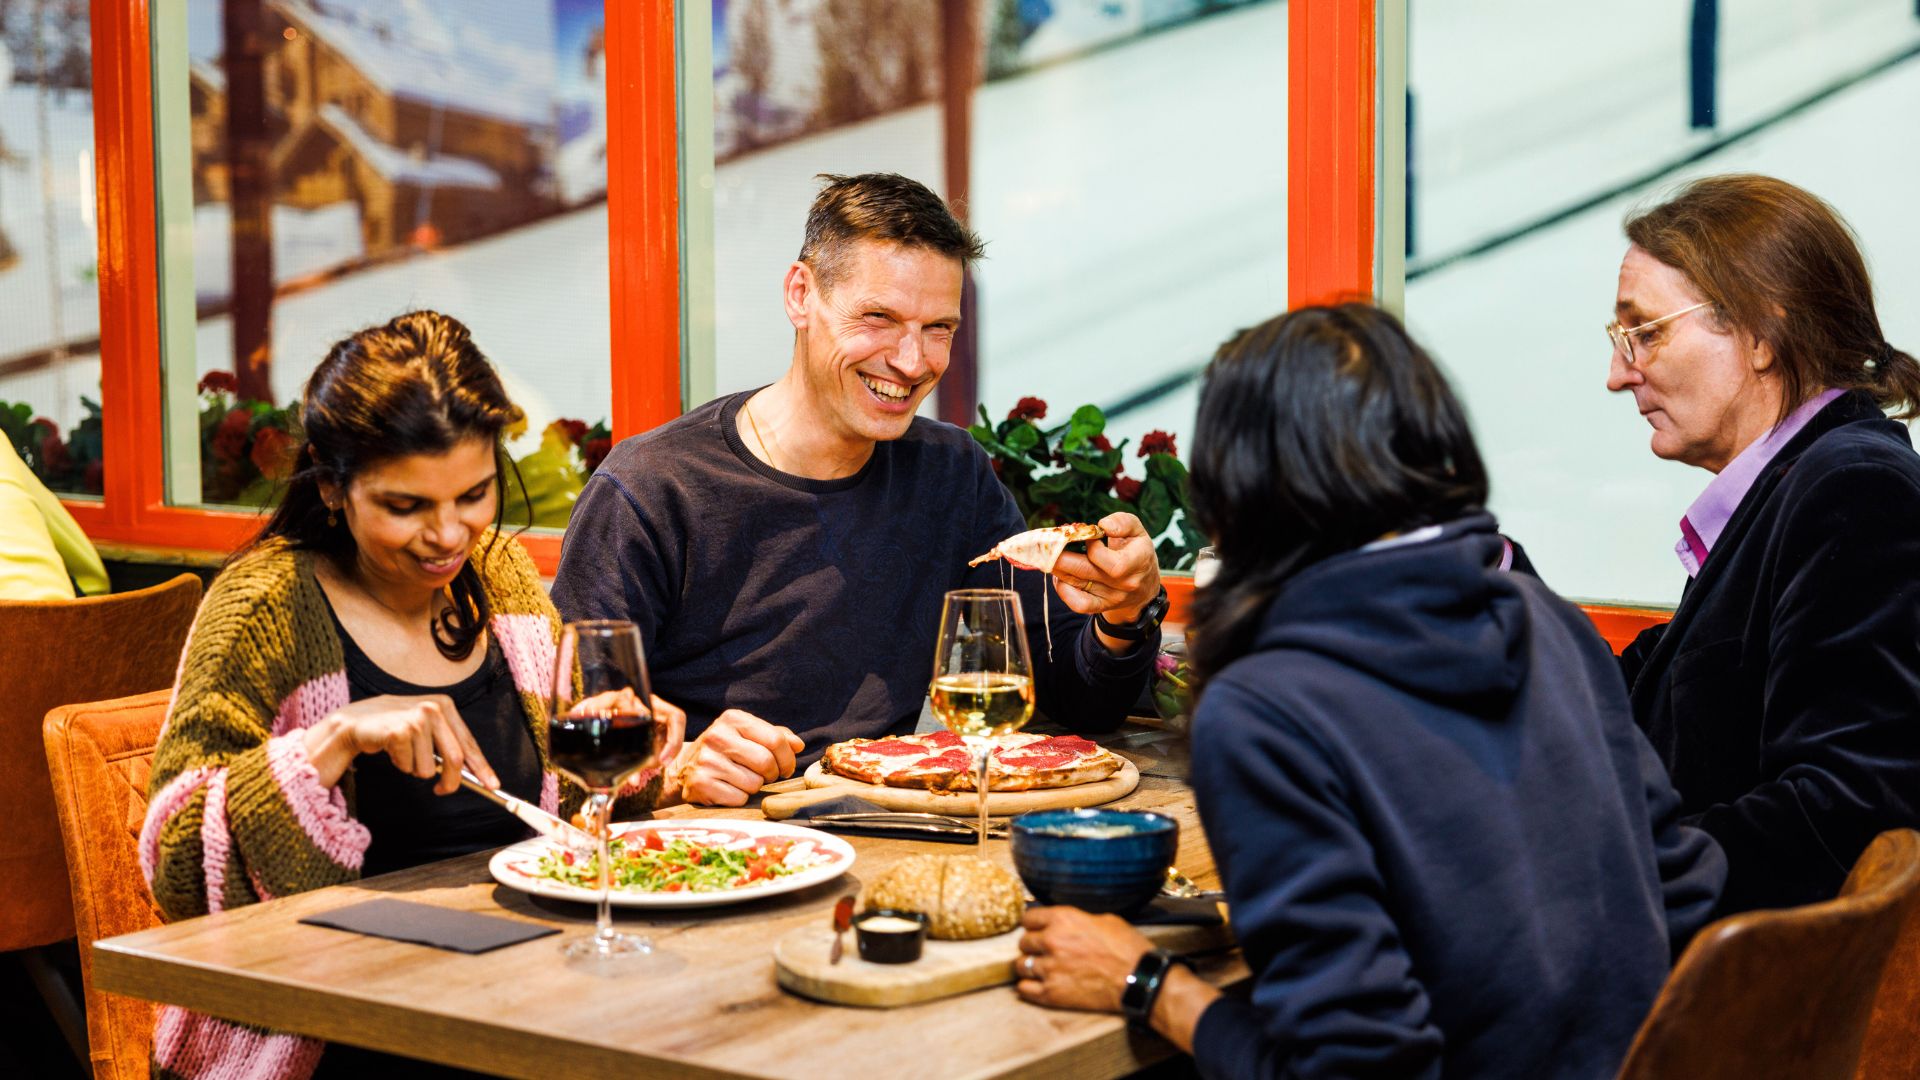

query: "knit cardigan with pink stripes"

left=141, top=533, right=660, bottom=1080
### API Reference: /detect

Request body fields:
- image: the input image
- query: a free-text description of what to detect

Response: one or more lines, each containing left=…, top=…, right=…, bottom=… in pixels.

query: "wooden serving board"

left=774, top=917, right=1230, bottom=1008
left=761, top=758, right=1140, bottom=820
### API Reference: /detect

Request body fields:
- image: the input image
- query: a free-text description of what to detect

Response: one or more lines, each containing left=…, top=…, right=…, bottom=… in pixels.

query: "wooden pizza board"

left=760, top=758, right=1140, bottom=820
left=774, top=916, right=1230, bottom=1008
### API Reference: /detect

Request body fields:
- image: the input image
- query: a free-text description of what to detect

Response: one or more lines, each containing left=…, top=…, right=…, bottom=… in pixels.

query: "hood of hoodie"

left=1245, top=513, right=1531, bottom=706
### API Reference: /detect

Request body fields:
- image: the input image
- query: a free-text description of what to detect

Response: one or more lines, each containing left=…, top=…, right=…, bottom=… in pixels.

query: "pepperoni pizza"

left=822, top=730, right=1123, bottom=792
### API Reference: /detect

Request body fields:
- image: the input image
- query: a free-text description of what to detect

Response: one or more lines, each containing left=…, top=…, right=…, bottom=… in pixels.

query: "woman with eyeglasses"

left=1606, top=173, right=1920, bottom=915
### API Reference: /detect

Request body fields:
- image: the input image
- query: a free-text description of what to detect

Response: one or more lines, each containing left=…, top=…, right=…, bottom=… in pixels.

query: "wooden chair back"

left=43, top=690, right=173, bottom=1080
left=0, top=574, right=200, bottom=951
left=1855, top=892, right=1920, bottom=1079
left=1618, top=829, right=1920, bottom=1080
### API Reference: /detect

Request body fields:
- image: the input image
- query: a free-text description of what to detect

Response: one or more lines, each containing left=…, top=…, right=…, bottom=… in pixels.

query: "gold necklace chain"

left=743, top=396, right=781, bottom=471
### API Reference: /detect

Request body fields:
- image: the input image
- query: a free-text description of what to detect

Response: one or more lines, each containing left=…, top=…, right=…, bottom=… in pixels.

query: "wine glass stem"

left=591, top=791, right=615, bottom=944
left=975, top=747, right=990, bottom=846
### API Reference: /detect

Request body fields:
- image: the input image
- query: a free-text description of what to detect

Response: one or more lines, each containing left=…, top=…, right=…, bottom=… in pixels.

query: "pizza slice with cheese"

left=967, top=523, right=1106, bottom=573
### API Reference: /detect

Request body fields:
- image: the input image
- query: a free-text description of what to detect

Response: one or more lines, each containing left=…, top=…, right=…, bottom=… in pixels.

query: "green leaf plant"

left=968, top=397, right=1204, bottom=572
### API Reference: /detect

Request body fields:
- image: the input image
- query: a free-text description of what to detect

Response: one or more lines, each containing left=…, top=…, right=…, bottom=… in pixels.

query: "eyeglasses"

left=1606, top=302, right=1711, bottom=367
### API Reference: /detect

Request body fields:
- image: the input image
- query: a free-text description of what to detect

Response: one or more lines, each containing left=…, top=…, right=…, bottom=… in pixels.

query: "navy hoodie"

left=1187, top=514, right=1726, bottom=1079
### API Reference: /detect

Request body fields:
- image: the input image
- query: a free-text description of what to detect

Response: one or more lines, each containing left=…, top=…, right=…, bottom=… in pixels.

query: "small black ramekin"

left=854, top=908, right=929, bottom=964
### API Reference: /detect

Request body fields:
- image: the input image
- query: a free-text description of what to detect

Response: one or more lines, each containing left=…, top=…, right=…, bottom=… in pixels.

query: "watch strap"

left=1095, top=586, right=1169, bottom=641
left=1121, top=948, right=1178, bottom=1027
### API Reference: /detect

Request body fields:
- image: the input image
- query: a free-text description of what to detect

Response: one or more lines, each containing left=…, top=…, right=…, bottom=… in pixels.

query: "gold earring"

left=327, top=506, right=338, bottom=527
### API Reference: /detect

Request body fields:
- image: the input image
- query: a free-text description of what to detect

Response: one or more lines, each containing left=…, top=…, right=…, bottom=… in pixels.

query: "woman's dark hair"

left=1625, top=174, right=1920, bottom=421
left=1187, top=303, right=1489, bottom=684
left=245, top=310, right=526, bottom=661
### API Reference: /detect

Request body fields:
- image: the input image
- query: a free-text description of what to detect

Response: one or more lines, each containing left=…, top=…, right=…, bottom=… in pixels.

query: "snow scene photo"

left=2, top=0, right=1917, bottom=601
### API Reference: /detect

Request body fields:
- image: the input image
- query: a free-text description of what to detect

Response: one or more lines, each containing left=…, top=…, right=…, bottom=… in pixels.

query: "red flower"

left=583, top=437, right=613, bottom=474
left=1115, top=476, right=1143, bottom=502
left=39, top=429, right=69, bottom=475
left=212, top=407, right=253, bottom=464
left=1138, top=430, right=1178, bottom=458
left=1007, top=397, right=1048, bottom=422
left=250, top=426, right=297, bottom=481
left=197, top=370, right=240, bottom=396
left=1089, top=434, right=1112, bottom=452
left=990, top=458, right=1004, bottom=477
left=29, top=416, right=58, bottom=440
left=551, top=418, right=590, bottom=446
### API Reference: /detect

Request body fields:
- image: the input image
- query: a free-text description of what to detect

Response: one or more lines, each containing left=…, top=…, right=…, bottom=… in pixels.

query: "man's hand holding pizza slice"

left=1049, top=511, right=1164, bottom=654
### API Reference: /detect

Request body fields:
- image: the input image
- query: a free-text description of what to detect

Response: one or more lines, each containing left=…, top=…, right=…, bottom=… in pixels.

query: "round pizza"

left=822, top=730, right=1123, bottom=792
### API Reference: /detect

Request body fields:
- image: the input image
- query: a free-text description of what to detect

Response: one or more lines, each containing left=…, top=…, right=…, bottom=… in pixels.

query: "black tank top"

left=322, top=598, right=545, bottom=878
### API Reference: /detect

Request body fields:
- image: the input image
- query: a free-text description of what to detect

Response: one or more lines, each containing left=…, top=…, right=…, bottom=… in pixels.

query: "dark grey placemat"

left=300, top=898, right=560, bottom=954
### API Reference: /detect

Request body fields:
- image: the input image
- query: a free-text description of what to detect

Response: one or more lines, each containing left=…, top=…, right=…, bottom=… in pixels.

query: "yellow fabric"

left=0, top=439, right=108, bottom=598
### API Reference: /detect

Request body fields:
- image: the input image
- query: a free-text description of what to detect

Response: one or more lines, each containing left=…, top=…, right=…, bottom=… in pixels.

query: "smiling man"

left=552, top=173, right=1164, bottom=806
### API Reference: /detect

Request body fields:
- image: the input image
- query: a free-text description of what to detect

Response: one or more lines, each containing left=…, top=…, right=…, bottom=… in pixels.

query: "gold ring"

left=1083, top=578, right=1097, bottom=593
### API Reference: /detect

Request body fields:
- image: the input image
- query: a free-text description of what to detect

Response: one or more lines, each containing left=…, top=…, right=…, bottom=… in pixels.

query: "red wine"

left=549, top=712, right=656, bottom=790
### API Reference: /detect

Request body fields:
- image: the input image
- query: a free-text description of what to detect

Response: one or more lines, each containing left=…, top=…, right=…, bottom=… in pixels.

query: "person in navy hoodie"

left=1015, top=304, right=1726, bottom=1079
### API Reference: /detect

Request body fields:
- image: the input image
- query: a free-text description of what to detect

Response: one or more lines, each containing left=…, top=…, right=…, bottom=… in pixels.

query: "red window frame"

left=77, top=2, right=1665, bottom=642
left=76, top=0, right=1448, bottom=615
left=79, top=0, right=684, bottom=572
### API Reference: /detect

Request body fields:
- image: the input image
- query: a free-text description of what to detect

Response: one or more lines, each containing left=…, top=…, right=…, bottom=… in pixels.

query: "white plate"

left=488, top=819, right=856, bottom=910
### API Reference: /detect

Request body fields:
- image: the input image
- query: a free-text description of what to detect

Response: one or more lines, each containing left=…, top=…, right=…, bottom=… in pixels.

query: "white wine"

left=930, top=672, right=1035, bottom=737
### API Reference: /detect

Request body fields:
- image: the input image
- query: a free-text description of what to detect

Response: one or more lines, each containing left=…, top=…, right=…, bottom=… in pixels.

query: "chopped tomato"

left=684, top=845, right=705, bottom=863
left=665, top=881, right=684, bottom=892
left=560, top=851, right=574, bottom=866
left=759, top=839, right=793, bottom=861
left=642, top=831, right=665, bottom=852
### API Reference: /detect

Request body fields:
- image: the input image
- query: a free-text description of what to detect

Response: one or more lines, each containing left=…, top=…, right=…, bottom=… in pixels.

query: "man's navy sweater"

left=1188, top=515, right=1725, bottom=1079
left=550, top=391, right=1156, bottom=765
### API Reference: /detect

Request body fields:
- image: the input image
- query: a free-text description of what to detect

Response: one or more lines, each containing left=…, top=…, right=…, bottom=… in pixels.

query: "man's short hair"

left=798, top=173, right=986, bottom=292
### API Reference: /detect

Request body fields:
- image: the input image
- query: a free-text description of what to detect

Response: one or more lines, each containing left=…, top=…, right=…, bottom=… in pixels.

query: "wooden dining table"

left=93, top=722, right=1248, bottom=1080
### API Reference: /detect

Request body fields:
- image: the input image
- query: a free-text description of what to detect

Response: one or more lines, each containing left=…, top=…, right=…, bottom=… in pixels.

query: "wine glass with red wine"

left=550, top=620, right=659, bottom=960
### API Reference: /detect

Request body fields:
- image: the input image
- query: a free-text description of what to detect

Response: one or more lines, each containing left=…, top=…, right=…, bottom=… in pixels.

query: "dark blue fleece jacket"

left=1188, top=514, right=1725, bottom=1079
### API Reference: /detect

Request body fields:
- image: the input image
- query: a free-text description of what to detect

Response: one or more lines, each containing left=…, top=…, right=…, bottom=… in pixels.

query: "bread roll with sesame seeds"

left=864, top=854, right=1025, bottom=940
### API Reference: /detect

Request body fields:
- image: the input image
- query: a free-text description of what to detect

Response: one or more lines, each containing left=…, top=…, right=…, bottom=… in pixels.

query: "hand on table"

left=305, top=694, right=494, bottom=795
left=558, top=689, right=686, bottom=802
left=1050, top=512, right=1163, bottom=632
left=665, top=708, right=804, bottom=807
left=1014, top=906, right=1155, bottom=1012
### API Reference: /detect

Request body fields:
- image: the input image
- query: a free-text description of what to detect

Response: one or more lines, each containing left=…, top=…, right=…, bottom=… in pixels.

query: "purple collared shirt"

left=1675, top=387, right=1846, bottom=576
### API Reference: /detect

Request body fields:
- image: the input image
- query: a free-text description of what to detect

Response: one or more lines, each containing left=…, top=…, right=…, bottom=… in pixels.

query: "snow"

left=5, top=0, right=1919, bottom=611
left=315, top=103, right=502, bottom=190
left=704, top=2, right=1284, bottom=466
left=189, top=201, right=365, bottom=304
left=554, top=130, right=606, bottom=207
left=1405, top=0, right=1920, bottom=604
left=0, top=81, right=101, bottom=377
left=186, top=0, right=559, bottom=131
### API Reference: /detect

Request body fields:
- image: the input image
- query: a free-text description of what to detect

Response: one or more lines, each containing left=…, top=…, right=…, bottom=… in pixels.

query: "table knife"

left=437, top=756, right=598, bottom=848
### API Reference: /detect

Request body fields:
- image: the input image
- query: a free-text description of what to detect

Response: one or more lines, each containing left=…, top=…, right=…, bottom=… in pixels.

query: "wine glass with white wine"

left=930, top=589, right=1036, bottom=845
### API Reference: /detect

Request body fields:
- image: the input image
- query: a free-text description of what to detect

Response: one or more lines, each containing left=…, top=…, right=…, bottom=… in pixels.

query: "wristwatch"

left=1121, top=947, right=1179, bottom=1027
left=1095, top=585, right=1169, bottom=641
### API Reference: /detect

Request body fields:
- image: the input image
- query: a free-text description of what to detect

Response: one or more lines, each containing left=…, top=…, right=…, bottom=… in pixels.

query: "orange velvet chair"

left=1617, top=829, right=1920, bottom=1080
left=43, top=690, right=172, bottom=1080
left=0, top=574, right=200, bottom=952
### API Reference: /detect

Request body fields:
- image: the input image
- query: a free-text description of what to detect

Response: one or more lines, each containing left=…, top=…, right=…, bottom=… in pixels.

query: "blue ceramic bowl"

left=1010, top=809, right=1179, bottom=915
